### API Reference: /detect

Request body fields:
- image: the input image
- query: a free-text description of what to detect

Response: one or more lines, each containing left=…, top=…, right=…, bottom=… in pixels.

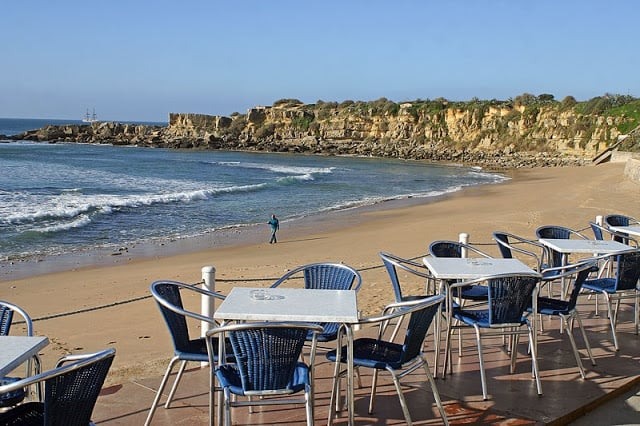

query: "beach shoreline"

left=1, top=162, right=638, bottom=385
left=0, top=166, right=511, bottom=282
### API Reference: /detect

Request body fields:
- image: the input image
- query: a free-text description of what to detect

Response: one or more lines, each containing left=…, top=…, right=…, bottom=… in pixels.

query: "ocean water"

left=0, top=125, right=508, bottom=263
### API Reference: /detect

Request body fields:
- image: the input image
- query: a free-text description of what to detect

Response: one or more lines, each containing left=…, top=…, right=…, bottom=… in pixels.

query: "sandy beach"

left=1, top=162, right=638, bottom=385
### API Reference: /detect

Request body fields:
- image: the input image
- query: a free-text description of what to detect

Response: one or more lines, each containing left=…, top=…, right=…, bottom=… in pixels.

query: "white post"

left=459, top=232, right=469, bottom=258
left=595, top=215, right=604, bottom=226
left=201, top=266, right=216, bottom=367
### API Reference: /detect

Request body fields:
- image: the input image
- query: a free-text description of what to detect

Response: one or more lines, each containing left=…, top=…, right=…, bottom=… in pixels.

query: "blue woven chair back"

left=567, top=267, right=593, bottom=310
left=0, top=307, right=13, bottom=336
left=605, top=215, right=630, bottom=227
left=487, top=275, right=538, bottom=325
left=493, top=233, right=513, bottom=259
left=381, top=257, right=404, bottom=302
left=152, top=282, right=193, bottom=354
left=303, top=264, right=356, bottom=290
left=399, top=302, right=440, bottom=364
left=536, top=226, right=572, bottom=267
left=605, top=215, right=632, bottom=244
left=613, top=251, right=640, bottom=291
left=45, top=353, right=115, bottom=426
left=429, top=241, right=462, bottom=258
left=590, top=223, right=604, bottom=241
left=228, top=327, right=307, bottom=392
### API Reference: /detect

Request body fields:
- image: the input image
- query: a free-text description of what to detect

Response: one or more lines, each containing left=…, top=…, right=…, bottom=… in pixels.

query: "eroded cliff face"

left=9, top=101, right=630, bottom=168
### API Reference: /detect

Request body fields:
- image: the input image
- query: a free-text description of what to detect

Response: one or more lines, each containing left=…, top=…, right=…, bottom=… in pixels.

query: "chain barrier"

left=22, top=233, right=566, bottom=324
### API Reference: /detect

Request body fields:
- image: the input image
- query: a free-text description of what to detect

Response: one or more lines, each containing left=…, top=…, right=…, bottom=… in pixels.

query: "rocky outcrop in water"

left=11, top=96, right=639, bottom=169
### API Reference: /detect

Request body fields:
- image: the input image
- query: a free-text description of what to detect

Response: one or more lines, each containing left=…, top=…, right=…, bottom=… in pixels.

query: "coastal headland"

left=6, top=95, right=640, bottom=169
left=1, top=161, right=638, bottom=385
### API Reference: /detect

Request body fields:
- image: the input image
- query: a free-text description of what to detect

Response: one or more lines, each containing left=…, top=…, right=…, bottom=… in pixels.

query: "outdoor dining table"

left=213, top=286, right=360, bottom=425
left=607, top=224, right=640, bottom=237
left=0, top=335, right=48, bottom=378
left=422, top=257, right=539, bottom=377
left=538, top=238, right=631, bottom=297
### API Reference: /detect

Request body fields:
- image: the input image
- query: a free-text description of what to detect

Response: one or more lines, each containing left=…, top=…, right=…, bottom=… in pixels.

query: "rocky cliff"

left=9, top=96, right=639, bottom=169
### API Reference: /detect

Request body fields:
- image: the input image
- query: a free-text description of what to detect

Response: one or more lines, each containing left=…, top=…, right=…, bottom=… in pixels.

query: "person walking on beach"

left=268, top=214, right=279, bottom=244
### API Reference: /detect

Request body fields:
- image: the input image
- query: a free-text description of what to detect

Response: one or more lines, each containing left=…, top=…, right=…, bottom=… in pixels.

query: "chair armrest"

left=356, top=295, right=445, bottom=326
left=151, top=282, right=225, bottom=325
left=0, top=349, right=115, bottom=393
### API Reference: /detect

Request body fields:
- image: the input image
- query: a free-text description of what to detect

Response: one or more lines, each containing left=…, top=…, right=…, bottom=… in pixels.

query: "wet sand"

left=1, top=162, right=638, bottom=384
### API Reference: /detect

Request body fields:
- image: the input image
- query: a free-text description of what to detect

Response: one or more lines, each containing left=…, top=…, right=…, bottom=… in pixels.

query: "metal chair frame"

left=582, top=249, right=640, bottom=351
left=492, top=231, right=549, bottom=272
left=270, top=262, right=362, bottom=343
left=378, top=251, right=440, bottom=338
left=145, top=280, right=227, bottom=426
left=207, top=322, right=323, bottom=426
left=0, top=300, right=42, bottom=405
left=449, top=272, right=543, bottom=400
left=0, top=348, right=115, bottom=426
left=532, top=261, right=597, bottom=378
left=327, top=296, right=449, bottom=426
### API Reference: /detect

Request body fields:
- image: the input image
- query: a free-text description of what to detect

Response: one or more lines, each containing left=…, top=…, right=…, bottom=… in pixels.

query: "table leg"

left=346, top=325, right=355, bottom=426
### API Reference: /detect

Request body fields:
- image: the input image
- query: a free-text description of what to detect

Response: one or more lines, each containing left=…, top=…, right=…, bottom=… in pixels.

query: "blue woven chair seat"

left=459, top=285, right=489, bottom=300
left=0, top=377, right=25, bottom=408
left=215, top=362, right=309, bottom=396
left=175, top=337, right=233, bottom=362
left=453, top=308, right=526, bottom=328
left=327, top=338, right=405, bottom=370
left=582, top=278, right=617, bottom=294
left=0, top=401, right=43, bottom=425
left=531, top=297, right=571, bottom=316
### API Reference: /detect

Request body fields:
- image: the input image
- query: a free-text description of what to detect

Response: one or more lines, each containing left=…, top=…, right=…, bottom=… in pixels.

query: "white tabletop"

left=422, top=257, right=536, bottom=280
left=0, top=336, right=49, bottom=378
left=538, top=238, right=631, bottom=254
left=608, top=225, right=640, bottom=237
left=214, top=287, right=359, bottom=323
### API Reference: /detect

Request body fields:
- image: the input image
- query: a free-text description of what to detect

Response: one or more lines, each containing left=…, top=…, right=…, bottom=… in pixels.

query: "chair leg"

left=527, top=325, right=543, bottom=396
left=635, top=289, right=639, bottom=335
left=603, top=293, right=619, bottom=350
left=509, top=331, right=520, bottom=374
left=389, top=315, right=404, bottom=342
left=368, top=369, right=379, bottom=415
left=355, top=366, right=363, bottom=389
left=144, top=356, right=180, bottom=426
left=165, top=360, right=188, bottom=408
left=574, top=310, right=596, bottom=366
left=223, top=388, right=231, bottom=426
left=472, top=325, right=488, bottom=400
left=422, top=357, right=449, bottom=426
left=562, top=314, right=586, bottom=379
left=305, top=385, right=314, bottom=426
left=327, top=346, right=343, bottom=426
left=388, top=369, right=413, bottom=426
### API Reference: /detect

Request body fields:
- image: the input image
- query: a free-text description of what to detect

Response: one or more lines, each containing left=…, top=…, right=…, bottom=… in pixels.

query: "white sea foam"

left=215, top=161, right=334, bottom=176
left=1, top=182, right=268, bottom=225
left=37, top=214, right=92, bottom=233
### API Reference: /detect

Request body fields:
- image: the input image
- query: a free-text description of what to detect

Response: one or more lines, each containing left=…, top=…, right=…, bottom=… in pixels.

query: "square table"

left=539, top=238, right=632, bottom=295
left=538, top=238, right=631, bottom=256
left=214, top=287, right=359, bottom=425
left=607, top=224, right=640, bottom=237
left=422, top=257, right=536, bottom=280
left=422, top=257, right=538, bottom=377
left=0, top=336, right=49, bottom=378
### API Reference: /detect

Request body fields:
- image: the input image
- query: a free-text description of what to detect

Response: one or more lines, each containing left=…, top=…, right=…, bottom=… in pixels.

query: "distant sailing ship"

left=82, top=108, right=98, bottom=123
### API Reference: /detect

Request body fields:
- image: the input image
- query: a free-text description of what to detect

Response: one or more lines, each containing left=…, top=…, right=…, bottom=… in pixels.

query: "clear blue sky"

left=2, top=0, right=638, bottom=122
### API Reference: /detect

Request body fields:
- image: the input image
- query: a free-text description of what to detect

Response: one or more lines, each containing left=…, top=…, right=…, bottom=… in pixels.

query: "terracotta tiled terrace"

left=91, top=297, right=640, bottom=425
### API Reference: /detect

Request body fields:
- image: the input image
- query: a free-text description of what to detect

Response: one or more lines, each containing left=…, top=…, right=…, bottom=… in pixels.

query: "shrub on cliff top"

left=273, top=98, right=303, bottom=107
